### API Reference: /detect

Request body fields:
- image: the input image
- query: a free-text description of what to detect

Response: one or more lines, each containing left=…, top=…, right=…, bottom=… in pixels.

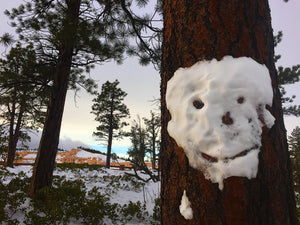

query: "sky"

left=0, top=0, right=299, bottom=153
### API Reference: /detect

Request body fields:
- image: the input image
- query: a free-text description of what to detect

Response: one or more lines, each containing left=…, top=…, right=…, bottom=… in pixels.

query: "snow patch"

left=75, top=150, right=105, bottom=159
left=166, top=56, right=275, bottom=190
left=23, top=153, right=36, bottom=159
left=179, top=190, right=193, bottom=220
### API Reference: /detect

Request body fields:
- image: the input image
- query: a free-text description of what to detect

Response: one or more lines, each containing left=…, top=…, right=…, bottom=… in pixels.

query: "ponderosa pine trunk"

left=160, top=0, right=298, bottom=224
left=29, top=0, right=81, bottom=197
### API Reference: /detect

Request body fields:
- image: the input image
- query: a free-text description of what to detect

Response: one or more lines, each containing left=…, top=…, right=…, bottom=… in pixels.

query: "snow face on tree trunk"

left=166, top=56, right=275, bottom=190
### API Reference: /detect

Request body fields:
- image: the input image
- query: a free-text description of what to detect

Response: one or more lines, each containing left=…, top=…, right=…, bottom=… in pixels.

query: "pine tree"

left=4, top=0, right=132, bottom=195
left=91, top=79, right=129, bottom=168
left=289, top=126, right=300, bottom=186
left=127, top=116, right=147, bottom=167
left=160, top=0, right=297, bottom=224
left=0, top=124, right=8, bottom=161
left=120, top=0, right=163, bottom=71
left=274, top=31, right=300, bottom=116
left=127, top=116, right=160, bottom=182
left=0, top=43, right=48, bottom=167
left=143, top=111, right=160, bottom=169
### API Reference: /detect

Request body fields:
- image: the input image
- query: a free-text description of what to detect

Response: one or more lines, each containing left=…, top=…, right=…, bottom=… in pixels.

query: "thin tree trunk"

left=106, top=91, right=115, bottom=168
left=6, top=100, right=24, bottom=167
left=29, top=0, right=81, bottom=197
left=160, top=0, right=298, bottom=224
left=152, top=134, right=156, bottom=169
left=6, top=95, right=16, bottom=168
left=106, top=124, right=113, bottom=168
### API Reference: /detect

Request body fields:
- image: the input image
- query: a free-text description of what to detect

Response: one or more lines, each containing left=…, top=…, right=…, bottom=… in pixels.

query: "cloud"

left=58, top=137, right=89, bottom=150
left=24, top=131, right=89, bottom=151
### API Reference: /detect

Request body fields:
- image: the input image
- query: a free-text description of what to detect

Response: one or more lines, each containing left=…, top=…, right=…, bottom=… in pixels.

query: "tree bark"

left=5, top=92, right=16, bottom=168
left=152, top=134, right=156, bottom=169
left=106, top=123, right=113, bottom=168
left=6, top=101, right=24, bottom=167
left=160, top=0, right=298, bottom=224
left=29, top=0, right=81, bottom=197
left=106, top=91, right=115, bottom=168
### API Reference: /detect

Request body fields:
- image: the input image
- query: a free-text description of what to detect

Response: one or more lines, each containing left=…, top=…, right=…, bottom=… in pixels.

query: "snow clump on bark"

left=179, top=190, right=193, bottom=220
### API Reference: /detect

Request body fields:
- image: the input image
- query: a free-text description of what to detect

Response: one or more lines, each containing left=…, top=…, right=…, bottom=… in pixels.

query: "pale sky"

left=0, top=0, right=299, bottom=150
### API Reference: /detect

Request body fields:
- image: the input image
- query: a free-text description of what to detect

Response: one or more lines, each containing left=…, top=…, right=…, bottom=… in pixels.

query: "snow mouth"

left=201, top=145, right=259, bottom=163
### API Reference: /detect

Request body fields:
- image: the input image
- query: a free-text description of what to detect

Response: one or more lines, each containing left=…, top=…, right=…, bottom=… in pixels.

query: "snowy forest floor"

left=0, top=164, right=160, bottom=225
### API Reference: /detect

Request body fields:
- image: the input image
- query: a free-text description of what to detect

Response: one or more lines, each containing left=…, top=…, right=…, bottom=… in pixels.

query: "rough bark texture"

left=28, top=57, right=71, bottom=196
left=160, top=0, right=298, bottom=224
left=29, top=0, right=81, bottom=197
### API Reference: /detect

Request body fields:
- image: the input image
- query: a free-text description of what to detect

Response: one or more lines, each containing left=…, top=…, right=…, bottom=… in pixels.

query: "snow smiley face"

left=166, top=56, right=275, bottom=190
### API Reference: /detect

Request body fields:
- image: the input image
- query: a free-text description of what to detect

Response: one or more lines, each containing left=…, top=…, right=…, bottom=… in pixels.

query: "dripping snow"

left=179, top=190, right=193, bottom=220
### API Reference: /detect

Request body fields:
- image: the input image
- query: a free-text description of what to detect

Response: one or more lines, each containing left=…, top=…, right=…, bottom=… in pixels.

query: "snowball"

left=179, top=190, right=193, bottom=220
left=166, top=56, right=275, bottom=190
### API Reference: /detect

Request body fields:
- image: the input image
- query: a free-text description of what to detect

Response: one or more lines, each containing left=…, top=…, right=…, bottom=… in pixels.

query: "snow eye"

left=193, top=99, right=204, bottom=109
left=237, top=97, right=245, bottom=104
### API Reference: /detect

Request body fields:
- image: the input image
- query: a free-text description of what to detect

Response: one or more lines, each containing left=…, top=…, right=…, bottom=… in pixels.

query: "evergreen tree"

left=4, top=0, right=134, bottom=195
left=127, top=116, right=147, bottom=167
left=0, top=124, right=8, bottom=161
left=0, top=43, right=49, bottom=167
left=274, top=31, right=300, bottom=116
left=91, top=79, right=129, bottom=168
left=160, top=0, right=297, bottom=224
left=289, top=126, right=300, bottom=186
left=143, top=111, right=160, bottom=169
left=120, top=0, right=163, bottom=71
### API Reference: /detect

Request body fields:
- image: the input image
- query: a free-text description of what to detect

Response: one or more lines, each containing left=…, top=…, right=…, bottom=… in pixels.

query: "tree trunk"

left=6, top=101, right=24, bottom=167
left=160, top=0, right=298, bottom=224
left=106, top=91, right=115, bottom=168
left=29, top=0, right=81, bottom=197
left=152, top=133, right=156, bottom=169
left=6, top=93, right=16, bottom=168
left=106, top=124, right=113, bottom=168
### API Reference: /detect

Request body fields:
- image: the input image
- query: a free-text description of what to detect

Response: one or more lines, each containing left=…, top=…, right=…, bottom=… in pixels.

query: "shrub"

left=0, top=171, right=28, bottom=224
left=25, top=179, right=86, bottom=224
left=121, top=200, right=148, bottom=222
left=151, top=198, right=161, bottom=224
left=80, top=187, right=119, bottom=225
left=0, top=165, right=160, bottom=225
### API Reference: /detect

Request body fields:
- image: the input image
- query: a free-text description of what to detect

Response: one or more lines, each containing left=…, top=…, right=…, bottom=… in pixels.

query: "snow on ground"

left=22, top=154, right=37, bottom=159
left=1, top=165, right=160, bottom=224
left=75, top=149, right=106, bottom=160
left=52, top=166, right=160, bottom=208
left=16, top=149, right=128, bottom=164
